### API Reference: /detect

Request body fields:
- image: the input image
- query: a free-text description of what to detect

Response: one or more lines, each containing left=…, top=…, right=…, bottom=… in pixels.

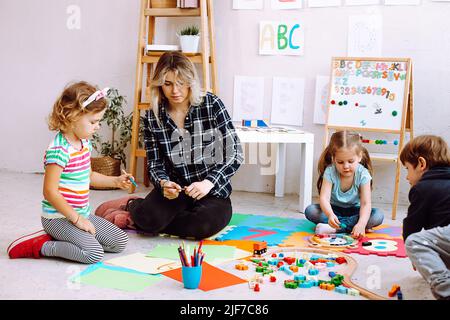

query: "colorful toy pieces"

left=309, top=234, right=359, bottom=249
left=243, top=248, right=367, bottom=298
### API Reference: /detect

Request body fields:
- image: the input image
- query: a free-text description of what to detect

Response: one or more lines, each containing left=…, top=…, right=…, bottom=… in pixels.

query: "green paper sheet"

left=72, top=265, right=162, bottom=292
left=146, top=244, right=238, bottom=264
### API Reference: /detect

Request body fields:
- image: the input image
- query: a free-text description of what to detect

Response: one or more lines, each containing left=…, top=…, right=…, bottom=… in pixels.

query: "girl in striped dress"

left=7, top=82, right=130, bottom=263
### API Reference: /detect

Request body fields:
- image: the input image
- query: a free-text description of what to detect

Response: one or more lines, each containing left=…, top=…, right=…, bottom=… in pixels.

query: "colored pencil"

left=121, top=169, right=138, bottom=187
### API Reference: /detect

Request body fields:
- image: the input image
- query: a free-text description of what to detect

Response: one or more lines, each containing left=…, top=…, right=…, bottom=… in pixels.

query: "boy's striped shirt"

left=42, top=132, right=92, bottom=219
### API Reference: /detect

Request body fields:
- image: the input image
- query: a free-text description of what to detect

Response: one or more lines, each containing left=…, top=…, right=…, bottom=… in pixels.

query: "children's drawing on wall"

left=233, top=0, right=264, bottom=10
left=271, top=77, right=305, bottom=126
left=384, top=0, right=421, bottom=5
left=259, top=21, right=304, bottom=56
left=344, top=0, right=380, bottom=5
left=271, top=0, right=303, bottom=10
left=232, top=76, right=265, bottom=121
left=313, top=75, right=330, bottom=125
left=347, top=15, right=382, bottom=57
left=307, top=0, right=342, bottom=7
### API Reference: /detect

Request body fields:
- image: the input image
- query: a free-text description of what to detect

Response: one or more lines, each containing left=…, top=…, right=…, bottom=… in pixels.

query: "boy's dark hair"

left=400, top=135, right=450, bottom=169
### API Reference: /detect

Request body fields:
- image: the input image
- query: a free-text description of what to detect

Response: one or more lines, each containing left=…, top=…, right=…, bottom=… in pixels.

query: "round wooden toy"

left=309, top=234, right=359, bottom=249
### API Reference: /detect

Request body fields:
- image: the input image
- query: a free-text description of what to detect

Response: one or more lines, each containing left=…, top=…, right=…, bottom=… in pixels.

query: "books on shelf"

left=177, top=0, right=199, bottom=8
left=146, top=44, right=180, bottom=52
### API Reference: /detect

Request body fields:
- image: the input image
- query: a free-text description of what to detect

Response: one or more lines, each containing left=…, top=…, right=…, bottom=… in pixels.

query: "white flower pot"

left=179, top=35, right=200, bottom=53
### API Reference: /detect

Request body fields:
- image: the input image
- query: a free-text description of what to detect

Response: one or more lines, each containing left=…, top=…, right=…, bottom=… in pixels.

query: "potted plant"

left=178, top=25, right=200, bottom=53
left=91, top=88, right=144, bottom=189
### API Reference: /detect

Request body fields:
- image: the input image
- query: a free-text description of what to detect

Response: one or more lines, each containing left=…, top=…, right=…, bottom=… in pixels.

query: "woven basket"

left=151, top=0, right=177, bottom=8
left=90, top=156, right=121, bottom=190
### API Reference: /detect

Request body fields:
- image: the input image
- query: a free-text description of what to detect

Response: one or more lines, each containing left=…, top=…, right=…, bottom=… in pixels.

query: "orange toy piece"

left=253, top=241, right=268, bottom=256
left=289, top=265, right=299, bottom=272
left=320, top=283, right=335, bottom=291
left=235, top=263, right=249, bottom=271
left=388, top=284, right=401, bottom=297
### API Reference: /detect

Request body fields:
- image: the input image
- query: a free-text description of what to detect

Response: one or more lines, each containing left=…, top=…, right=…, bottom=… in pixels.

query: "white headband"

left=82, top=87, right=110, bottom=108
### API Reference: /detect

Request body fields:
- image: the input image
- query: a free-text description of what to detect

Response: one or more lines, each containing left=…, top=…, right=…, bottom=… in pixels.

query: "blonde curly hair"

left=48, top=81, right=107, bottom=132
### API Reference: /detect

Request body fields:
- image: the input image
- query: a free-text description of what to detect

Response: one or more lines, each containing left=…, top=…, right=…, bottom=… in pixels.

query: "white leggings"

left=41, top=215, right=128, bottom=264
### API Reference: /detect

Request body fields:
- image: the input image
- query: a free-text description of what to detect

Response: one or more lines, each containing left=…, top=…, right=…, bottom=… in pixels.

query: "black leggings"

left=129, top=189, right=232, bottom=240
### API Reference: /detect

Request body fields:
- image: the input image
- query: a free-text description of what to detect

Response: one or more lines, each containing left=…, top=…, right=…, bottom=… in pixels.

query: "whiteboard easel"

left=324, top=57, right=414, bottom=220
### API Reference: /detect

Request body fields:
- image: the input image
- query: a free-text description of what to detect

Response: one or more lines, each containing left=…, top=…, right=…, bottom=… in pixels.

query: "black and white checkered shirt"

left=144, top=92, right=244, bottom=198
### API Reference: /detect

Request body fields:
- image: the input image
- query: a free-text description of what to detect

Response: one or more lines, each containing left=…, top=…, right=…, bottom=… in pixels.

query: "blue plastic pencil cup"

left=181, top=265, right=202, bottom=289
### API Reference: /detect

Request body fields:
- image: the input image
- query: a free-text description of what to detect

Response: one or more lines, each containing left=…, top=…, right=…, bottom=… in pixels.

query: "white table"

left=235, top=128, right=314, bottom=212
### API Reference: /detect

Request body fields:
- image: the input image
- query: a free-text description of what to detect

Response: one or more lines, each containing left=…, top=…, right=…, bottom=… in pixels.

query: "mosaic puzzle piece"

left=215, top=226, right=291, bottom=246
left=229, top=213, right=316, bottom=232
left=279, top=231, right=311, bottom=247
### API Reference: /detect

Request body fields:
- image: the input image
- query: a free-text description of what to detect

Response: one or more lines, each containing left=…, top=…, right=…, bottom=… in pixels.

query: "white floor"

left=0, top=171, right=434, bottom=300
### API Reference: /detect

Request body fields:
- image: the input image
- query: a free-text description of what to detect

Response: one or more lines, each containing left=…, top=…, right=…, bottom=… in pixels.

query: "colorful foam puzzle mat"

left=218, top=213, right=407, bottom=258
left=343, top=238, right=407, bottom=258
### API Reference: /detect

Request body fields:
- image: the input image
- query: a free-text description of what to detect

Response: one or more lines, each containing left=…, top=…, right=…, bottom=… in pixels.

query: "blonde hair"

left=149, top=52, right=204, bottom=125
left=400, top=135, right=450, bottom=169
left=48, top=81, right=107, bottom=132
left=317, top=131, right=373, bottom=192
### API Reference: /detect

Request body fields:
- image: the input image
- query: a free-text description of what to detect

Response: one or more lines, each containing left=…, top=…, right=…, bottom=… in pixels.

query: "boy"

left=400, top=135, right=450, bottom=300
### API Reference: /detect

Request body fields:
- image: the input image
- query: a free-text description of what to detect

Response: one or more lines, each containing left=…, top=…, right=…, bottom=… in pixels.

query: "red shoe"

left=7, top=230, right=53, bottom=259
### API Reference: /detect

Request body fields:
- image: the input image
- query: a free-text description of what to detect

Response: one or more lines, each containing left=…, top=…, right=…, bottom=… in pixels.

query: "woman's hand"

left=161, top=180, right=183, bottom=200
left=74, top=216, right=96, bottom=235
left=351, top=223, right=366, bottom=239
left=115, top=173, right=134, bottom=190
left=185, top=180, right=214, bottom=200
left=327, top=214, right=341, bottom=229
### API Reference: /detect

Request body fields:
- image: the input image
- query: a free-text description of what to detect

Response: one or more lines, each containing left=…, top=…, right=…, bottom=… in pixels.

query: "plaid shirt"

left=144, top=92, right=244, bottom=198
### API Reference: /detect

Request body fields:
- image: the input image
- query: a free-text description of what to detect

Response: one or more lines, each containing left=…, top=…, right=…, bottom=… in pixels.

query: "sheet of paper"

left=259, top=21, right=304, bottom=56
left=233, top=0, right=264, bottom=9
left=70, top=263, right=163, bottom=292
left=161, top=262, right=247, bottom=291
left=233, top=76, right=264, bottom=121
left=271, top=0, right=303, bottom=9
left=344, top=0, right=380, bottom=5
left=313, top=75, right=330, bottom=125
left=348, top=15, right=383, bottom=57
left=105, top=252, right=180, bottom=274
left=271, top=77, right=305, bottom=126
left=308, top=0, right=341, bottom=7
left=146, top=244, right=244, bottom=265
left=384, top=0, right=420, bottom=4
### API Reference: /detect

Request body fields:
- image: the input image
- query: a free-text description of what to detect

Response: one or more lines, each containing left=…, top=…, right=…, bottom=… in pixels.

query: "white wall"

left=1, top=0, right=450, bottom=206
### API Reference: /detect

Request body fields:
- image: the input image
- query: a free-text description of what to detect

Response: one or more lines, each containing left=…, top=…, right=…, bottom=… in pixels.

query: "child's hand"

left=351, top=223, right=366, bottom=238
left=75, top=216, right=96, bottom=235
left=115, top=173, right=134, bottom=190
left=161, top=180, right=183, bottom=200
left=327, top=214, right=341, bottom=229
left=185, top=180, right=214, bottom=200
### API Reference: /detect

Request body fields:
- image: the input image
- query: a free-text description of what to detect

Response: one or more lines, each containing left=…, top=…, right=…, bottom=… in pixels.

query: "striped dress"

left=42, top=132, right=91, bottom=219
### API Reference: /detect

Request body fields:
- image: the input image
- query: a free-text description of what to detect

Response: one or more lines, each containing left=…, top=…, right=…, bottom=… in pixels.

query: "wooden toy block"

left=347, top=288, right=360, bottom=296
left=284, top=280, right=298, bottom=289
left=283, top=257, right=296, bottom=265
left=335, top=285, right=348, bottom=294
left=294, top=274, right=306, bottom=281
left=290, top=265, right=299, bottom=272
left=235, top=263, right=249, bottom=271
left=308, top=268, right=319, bottom=275
left=335, top=257, right=347, bottom=264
